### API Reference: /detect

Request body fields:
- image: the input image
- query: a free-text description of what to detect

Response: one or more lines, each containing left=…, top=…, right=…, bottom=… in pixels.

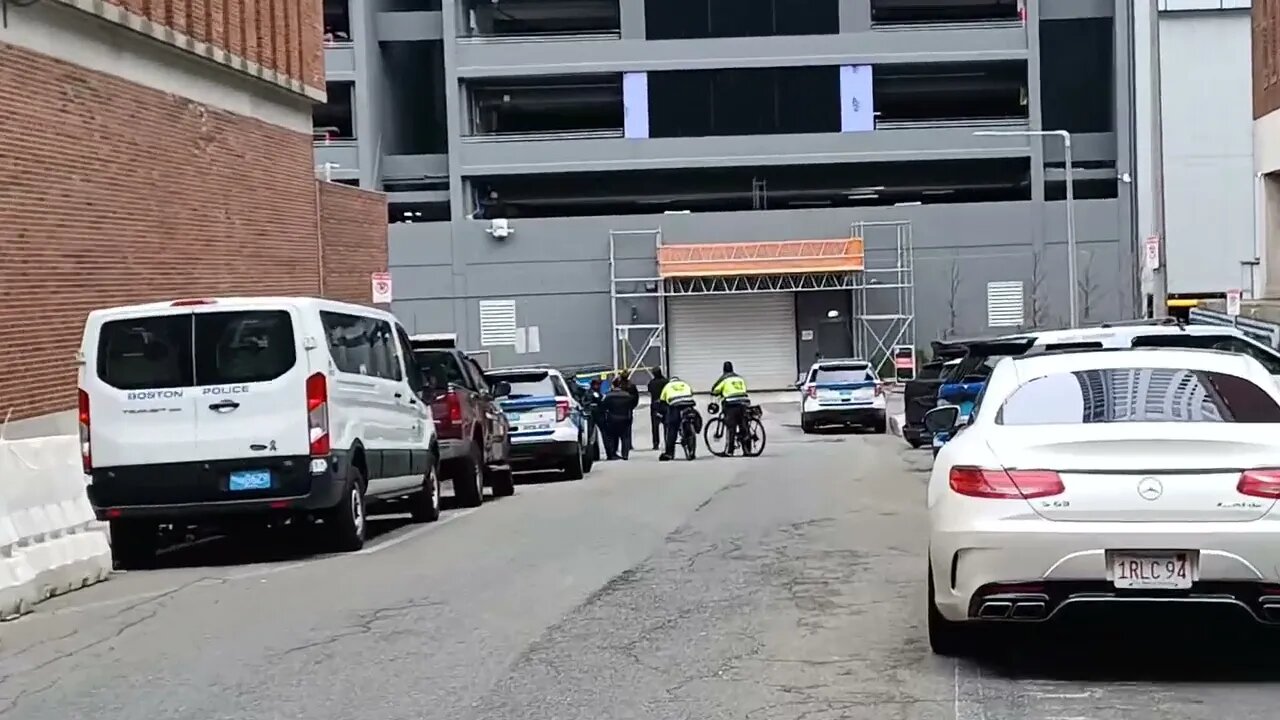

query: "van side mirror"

left=924, top=406, right=961, bottom=434
left=492, top=381, right=511, bottom=398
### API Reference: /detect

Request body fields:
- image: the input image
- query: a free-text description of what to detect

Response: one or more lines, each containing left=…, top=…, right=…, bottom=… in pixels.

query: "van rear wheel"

left=109, top=520, right=157, bottom=570
left=323, top=467, right=367, bottom=552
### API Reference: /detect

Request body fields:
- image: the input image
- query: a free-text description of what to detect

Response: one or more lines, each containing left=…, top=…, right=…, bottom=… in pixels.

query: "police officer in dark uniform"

left=600, top=379, right=638, bottom=460
left=646, top=369, right=669, bottom=450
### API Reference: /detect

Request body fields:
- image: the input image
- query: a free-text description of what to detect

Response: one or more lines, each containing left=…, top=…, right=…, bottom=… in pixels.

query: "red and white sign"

left=1226, top=289, right=1242, bottom=317
left=371, top=271, right=392, bottom=304
left=1144, top=236, right=1160, bottom=271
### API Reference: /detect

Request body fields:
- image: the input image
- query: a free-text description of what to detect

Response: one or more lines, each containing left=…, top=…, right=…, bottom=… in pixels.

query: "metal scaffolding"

left=608, top=229, right=666, bottom=376
left=851, top=220, right=916, bottom=377
left=607, top=220, right=916, bottom=378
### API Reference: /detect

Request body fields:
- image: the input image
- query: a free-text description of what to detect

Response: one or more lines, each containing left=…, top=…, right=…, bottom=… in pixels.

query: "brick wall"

left=1256, top=0, right=1280, bottom=119
left=0, top=41, right=323, bottom=422
left=98, top=0, right=324, bottom=93
left=318, top=182, right=390, bottom=306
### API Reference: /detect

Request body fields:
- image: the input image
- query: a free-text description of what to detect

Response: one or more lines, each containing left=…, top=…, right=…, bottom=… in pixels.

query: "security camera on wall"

left=486, top=218, right=513, bottom=240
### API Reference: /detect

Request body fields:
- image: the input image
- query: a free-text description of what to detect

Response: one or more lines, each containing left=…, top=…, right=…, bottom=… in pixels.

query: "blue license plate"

left=229, top=469, right=272, bottom=491
left=839, top=390, right=852, bottom=397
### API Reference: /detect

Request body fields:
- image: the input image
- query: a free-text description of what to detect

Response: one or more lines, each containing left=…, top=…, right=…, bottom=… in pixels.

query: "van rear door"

left=188, top=303, right=311, bottom=461
left=87, top=307, right=200, bottom=467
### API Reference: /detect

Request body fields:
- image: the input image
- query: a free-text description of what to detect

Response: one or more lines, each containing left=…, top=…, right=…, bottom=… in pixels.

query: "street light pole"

left=974, top=129, right=1079, bottom=328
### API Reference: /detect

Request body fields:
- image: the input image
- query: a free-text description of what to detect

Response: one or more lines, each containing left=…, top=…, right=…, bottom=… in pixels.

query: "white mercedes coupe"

left=924, top=347, right=1280, bottom=656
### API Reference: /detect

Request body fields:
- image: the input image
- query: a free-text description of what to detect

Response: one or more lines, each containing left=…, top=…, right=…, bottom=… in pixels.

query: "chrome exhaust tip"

left=977, top=601, right=1013, bottom=619
left=1011, top=601, right=1047, bottom=620
left=1260, top=604, right=1280, bottom=623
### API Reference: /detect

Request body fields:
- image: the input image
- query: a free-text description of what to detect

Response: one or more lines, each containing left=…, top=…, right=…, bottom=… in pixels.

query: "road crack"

left=274, top=597, right=444, bottom=658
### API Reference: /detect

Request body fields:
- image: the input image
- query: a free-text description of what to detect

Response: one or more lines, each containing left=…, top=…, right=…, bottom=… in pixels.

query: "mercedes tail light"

left=949, top=467, right=1064, bottom=499
left=306, top=372, right=330, bottom=457
left=874, top=383, right=884, bottom=397
left=556, top=399, right=570, bottom=422
left=78, top=389, right=92, bottom=473
left=806, top=385, right=818, bottom=399
left=1238, top=469, right=1280, bottom=498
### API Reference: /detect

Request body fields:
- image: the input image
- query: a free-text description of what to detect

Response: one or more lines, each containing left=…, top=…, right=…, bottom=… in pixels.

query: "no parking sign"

left=371, top=271, right=392, bottom=303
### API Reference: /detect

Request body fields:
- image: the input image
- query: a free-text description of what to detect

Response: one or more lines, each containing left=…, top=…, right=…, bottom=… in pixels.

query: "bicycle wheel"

left=742, top=418, right=767, bottom=457
left=703, top=417, right=730, bottom=457
left=682, top=426, right=697, bottom=460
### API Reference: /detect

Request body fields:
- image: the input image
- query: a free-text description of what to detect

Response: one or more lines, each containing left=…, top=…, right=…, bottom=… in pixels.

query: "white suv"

left=79, top=297, right=439, bottom=567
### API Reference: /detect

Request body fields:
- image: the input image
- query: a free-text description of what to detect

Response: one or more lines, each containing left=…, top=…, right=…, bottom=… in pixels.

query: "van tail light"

left=949, top=467, right=1064, bottom=499
left=874, top=384, right=884, bottom=397
left=806, top=385, right=817, bottom=399
left=1238, top=469, right=1280, bottom=498
left=306, top=372, right=330, bottom=457
left=556, top=399, right=570, bottom=422
left=170, top=298, right=216, bottom=306
left=78, top=389, right=92, bottom=473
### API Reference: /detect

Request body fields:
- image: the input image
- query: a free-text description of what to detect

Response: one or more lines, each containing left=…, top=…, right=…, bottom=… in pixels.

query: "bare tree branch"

left=1076, top=251, right=1100, bottom=321
left=945, top=260, right=961, bottom=339
left=1028, top=249, right=1050, bottom=329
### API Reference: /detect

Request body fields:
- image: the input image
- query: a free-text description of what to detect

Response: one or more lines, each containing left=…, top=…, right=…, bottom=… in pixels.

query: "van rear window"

left=97, top=315, right=193, bottom=390
left=97, top=311, right=296, bottom=390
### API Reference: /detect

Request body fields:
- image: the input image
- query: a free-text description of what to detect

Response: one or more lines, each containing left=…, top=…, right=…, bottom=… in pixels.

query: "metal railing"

left=461, top=128, right=623, bottom=143
left=874, top=117, right=1030, bottom=130
left=871, top=18, right=1021, bottom=31
left=455, top=30, right=619, bottom=44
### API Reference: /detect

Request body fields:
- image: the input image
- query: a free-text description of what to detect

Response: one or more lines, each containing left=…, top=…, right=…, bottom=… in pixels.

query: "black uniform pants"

left=650, top=406, right=663, bottom=449
left=604, top=417, right=633, bottom=459
left=663, top=403, right=694, bottom=457
left=723, top=399, right=748, bottom=453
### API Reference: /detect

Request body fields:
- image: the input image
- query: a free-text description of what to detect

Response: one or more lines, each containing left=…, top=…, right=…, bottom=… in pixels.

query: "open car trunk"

left=937, top=337, right=1037, bottom=405
left=903, top=340, right=969, bottom=428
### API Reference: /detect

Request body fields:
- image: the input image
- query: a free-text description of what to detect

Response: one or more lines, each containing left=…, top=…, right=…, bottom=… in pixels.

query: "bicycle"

left=703, top=402, right=767, bottom=457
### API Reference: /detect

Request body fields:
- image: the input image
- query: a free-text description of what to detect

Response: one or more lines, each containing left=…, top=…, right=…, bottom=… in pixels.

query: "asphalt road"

left=2, top=401, right=1279, bottom=719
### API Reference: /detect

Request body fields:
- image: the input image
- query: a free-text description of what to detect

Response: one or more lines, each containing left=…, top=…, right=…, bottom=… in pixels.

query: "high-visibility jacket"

left=711, top=373, right=748, bottom=400
left=660, top=379, right=694, bottom=404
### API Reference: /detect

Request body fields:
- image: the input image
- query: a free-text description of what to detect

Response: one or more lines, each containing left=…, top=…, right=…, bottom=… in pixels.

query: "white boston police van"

left=78, top=297, right=438, bottom=567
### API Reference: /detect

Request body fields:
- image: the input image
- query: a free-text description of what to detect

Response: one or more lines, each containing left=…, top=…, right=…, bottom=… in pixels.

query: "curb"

left=888, top=413, right=906, bottom=439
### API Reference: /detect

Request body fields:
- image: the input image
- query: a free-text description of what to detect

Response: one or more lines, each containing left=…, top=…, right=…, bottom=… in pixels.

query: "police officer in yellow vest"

left=657, top=375, right=697, bottom=461
left=711, top=361, right=751, bottom=454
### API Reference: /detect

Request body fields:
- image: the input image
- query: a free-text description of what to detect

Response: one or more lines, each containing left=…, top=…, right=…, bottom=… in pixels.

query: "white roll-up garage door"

left=667, top=293, right=798, bottom=392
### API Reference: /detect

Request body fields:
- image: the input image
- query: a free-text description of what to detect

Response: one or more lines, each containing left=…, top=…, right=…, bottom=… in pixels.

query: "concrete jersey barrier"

left=0, top=435, right=112, bottom=619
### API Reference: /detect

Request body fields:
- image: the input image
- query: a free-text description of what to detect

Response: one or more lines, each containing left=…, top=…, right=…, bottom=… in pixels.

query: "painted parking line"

left=352, top=507, right=481, bottom=555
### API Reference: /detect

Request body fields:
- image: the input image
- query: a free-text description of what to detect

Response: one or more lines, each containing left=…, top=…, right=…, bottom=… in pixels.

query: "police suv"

left=797, top=358, right=886, bottom=434
left=484, top=365, right=594, bottom=480
left=78, top=297, right=440, bottom=567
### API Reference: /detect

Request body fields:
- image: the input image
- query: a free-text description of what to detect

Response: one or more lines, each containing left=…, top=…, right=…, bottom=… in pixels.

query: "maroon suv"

left=414, top=348, right=514, bottom=505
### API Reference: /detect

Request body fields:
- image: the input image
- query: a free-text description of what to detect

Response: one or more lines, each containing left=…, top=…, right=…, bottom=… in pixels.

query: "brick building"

left=0, top=0, right=387, bottom=438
